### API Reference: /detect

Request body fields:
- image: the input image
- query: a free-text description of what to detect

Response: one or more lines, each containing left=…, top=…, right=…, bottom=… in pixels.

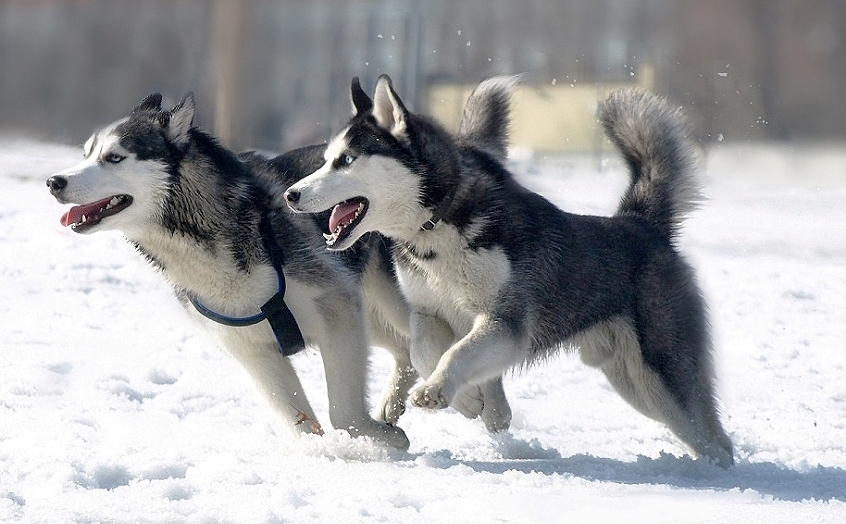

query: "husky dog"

left=284, top=76, right=734, bottom=466
left=46, top=93, right=411, bottom=449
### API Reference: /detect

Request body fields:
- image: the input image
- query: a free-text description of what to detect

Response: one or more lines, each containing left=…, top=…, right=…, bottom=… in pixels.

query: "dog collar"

left=187, top=212, right=306, bottom=357
left=421, top=190, right=456, bottom=231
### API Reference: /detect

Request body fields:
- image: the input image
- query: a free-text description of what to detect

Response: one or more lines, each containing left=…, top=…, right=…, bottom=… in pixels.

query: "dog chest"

left=397, top=240, right=511, bottom=315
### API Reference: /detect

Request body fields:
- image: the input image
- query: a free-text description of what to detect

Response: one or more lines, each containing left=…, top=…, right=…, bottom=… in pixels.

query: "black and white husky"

left=46, top=93, right=413, bottom=449
left=284, top=76, right=734, bottom=466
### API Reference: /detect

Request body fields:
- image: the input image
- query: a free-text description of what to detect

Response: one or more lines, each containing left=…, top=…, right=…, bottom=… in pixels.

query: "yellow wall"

left=425, top=66, right=654, bottom=153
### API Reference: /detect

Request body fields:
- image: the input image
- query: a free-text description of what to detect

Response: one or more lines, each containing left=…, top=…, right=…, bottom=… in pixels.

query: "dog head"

left=285, top=75, right=456, bottom=251
left=47, top=93, right=195, bottom=236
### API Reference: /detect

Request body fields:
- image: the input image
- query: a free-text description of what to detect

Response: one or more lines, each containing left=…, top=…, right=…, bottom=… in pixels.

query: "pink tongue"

left=60, top=197, right=111, bottom=227
left=328, top=201, right=360, bottom=233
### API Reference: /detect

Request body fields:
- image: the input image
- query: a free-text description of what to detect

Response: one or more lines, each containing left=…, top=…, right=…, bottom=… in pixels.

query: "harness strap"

left=187, top=270, right=279, bottom=327
left=187, top=212, right=305, bottom=357
left=258, top=212, right=305, bottom=356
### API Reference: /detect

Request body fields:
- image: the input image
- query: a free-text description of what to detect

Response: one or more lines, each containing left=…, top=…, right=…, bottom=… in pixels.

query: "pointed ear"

left=133, top=93, right=163, bottom=113
left=350, top=77, right=373, bottom=115
left=167, top=92, right=195, bottom=146
left=372, top=75, right=408, bottom=137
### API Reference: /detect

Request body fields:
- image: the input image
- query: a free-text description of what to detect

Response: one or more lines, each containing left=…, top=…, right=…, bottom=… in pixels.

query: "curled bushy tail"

left=601, top=89, right=702, bottom=240
left=457, top=75, right=521, bottom=162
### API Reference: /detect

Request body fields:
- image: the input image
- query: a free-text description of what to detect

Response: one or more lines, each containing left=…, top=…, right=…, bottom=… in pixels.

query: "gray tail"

left=601, top=88, right=702, bottom=240
left=457, top=75, right=521, bottom=162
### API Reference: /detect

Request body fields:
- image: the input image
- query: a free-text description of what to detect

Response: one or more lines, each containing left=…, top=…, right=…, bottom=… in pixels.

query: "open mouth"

left=324, top=197, right=368, bottom=247
left=60, top=195, right=133, bottom=233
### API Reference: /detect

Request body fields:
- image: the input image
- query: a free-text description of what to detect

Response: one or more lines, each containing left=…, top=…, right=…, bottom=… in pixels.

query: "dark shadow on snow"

left=417, top=450, right=846, bottom=503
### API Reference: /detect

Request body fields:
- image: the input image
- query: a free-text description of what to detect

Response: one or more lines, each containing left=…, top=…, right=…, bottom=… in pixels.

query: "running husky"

left=46, top=93, right=411, bottom=449
left=284, top=76, right=734, bottom=466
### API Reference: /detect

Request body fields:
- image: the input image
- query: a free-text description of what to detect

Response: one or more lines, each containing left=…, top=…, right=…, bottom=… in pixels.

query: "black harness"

left=187, top=212, right=305, bottom=357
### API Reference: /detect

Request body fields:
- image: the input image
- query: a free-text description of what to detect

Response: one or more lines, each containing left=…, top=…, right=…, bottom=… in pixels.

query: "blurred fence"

left=1, top=0, right=845, bottom=153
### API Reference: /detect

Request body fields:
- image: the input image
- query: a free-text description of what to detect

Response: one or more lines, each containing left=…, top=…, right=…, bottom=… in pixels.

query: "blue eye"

left=332, top=153, right=357, bottom=170
left=104, top=153, right=126, bottom=164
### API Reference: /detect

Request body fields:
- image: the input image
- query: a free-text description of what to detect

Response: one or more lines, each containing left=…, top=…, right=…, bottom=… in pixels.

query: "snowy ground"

left=1, top=137, right=845, bottom=523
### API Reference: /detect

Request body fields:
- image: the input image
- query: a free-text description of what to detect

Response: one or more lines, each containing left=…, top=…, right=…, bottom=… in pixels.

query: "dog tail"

left=601, top=88, right=702, bottom=241
left=457, top=75, right=521, bottom=162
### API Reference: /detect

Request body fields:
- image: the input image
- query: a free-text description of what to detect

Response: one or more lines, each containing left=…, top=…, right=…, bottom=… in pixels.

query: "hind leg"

left=579, top=317, right=733, bottom=467
left=637, top=262, right=733, bottom=467
left=600, top=347, right=733, bottom=467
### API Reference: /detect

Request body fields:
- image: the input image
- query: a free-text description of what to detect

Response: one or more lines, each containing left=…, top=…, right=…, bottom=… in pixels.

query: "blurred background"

left=1, top=0, right=844, bottom=161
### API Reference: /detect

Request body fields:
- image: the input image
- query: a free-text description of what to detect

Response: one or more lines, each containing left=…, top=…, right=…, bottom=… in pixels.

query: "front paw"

left=375, top=391, right=406, bottom=424
left=351, top=419, right=410, bottom=450
left=410, top=382, right=449, bottom=410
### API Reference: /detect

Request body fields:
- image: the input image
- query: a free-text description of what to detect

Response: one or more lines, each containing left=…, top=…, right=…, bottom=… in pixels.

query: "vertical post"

left=211, top=0, right=246, bottom=149
left=404, top=3, right=423, bottom=111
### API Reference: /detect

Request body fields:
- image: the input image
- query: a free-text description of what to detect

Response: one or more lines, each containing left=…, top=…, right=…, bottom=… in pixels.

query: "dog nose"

left=284, top=189, right=300, bottom=204
left=47, top=175, right=67, bottom=194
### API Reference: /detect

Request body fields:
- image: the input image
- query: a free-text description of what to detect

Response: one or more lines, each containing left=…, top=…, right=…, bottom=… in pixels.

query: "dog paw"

left=375, top=394, right=407, bottom=425
left=378, top=422, right=410, bottom=451
left=451, top=387, right=484, bottom=419
left=480, top=398, right=512, bottom=433
left=410, top=383, right=449, bottom=410
left=374, top=366, right=416, bottom=424
left=352, top=419, right=410, bottom=450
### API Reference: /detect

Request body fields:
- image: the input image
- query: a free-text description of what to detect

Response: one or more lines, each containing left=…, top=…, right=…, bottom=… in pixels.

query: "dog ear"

left=350, top=77, right=373, bottom=115
left=373, top=75, right=407, bottom=138
left=167, top=92, right=195, bottom=146
left=133, top=93, right=163, bottom=113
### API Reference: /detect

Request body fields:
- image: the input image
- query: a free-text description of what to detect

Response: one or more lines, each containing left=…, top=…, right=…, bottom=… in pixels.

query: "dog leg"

left=578, top=317, right=733, bottom=467
left=408, top=309, right=453, bottom=377
left=635, top=267, right=734, bottom=467
left=409, top=310, right=482, bottom=416
left=222, top=337, right=323, bottom=436
left=411, top=315, right=528, bottom=412
left=477, top=377, right=512, bottom=432
left=368, top=321, right=417, bottom=424
left=360, top=258, right=418, bottom=424
left=410, top=310, right=512, bottom=424
left=318, top=335, right=408, bottom=449
left=281, top=277, right=409, bottom=449
left=599, top=344, right=733, bottom=467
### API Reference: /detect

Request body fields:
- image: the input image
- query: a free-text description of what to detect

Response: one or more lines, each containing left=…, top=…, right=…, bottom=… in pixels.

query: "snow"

left=2, top=137, right=845, bottom=523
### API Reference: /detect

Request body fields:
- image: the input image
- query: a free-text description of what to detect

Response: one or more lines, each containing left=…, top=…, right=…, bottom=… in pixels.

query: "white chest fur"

left=396, top=223, right=511, bottom=331
left=132, top=229, right=278, bottom=317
